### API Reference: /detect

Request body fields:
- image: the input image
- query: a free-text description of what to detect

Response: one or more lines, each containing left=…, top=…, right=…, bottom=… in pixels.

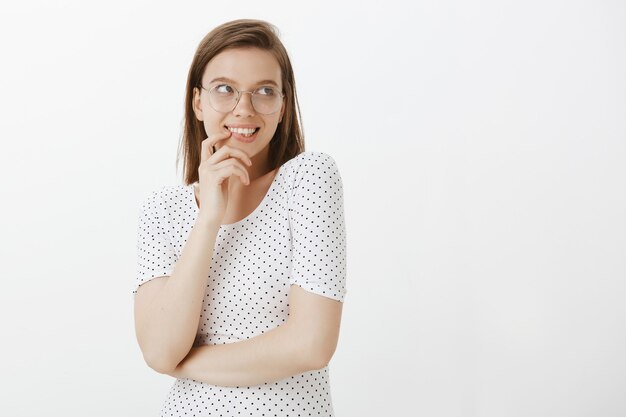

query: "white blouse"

left=133, top=151, right=348, bottom=416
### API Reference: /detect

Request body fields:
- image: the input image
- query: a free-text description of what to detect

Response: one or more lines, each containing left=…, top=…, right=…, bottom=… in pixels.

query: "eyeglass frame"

left=198, top=84, right=285, bottom=115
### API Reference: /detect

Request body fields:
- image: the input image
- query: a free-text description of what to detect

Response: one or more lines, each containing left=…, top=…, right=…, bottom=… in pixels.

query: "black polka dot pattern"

left=133, top=151, right=347, bottom=416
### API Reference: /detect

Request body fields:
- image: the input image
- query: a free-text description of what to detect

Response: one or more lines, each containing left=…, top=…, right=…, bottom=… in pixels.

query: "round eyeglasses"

left=199, top=83, right=285, bottom=115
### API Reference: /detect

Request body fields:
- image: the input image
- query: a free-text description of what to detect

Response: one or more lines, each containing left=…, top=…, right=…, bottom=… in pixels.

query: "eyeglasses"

left=199, top=83, right=285, bottom=115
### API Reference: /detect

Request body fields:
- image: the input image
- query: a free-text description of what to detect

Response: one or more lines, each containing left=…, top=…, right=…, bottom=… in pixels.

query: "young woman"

left=132, top=19, right=348, bottom=416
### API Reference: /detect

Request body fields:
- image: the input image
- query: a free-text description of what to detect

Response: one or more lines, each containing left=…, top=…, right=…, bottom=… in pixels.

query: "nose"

left=233, top=91, right=256, bottom=117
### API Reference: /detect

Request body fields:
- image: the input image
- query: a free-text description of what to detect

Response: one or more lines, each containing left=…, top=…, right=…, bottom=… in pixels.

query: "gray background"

left=1, top=0, right=624, bottom=416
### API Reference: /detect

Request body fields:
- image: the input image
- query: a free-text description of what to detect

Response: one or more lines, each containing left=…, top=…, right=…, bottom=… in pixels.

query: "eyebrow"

left=208, top=77, right=280, bottom=88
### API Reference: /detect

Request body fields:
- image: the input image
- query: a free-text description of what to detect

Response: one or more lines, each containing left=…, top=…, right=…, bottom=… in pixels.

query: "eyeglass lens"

left=208, top=84, right=282, bottom=115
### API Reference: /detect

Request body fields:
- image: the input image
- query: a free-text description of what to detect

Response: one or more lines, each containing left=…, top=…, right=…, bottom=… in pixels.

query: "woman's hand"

left=197, top=129, right=253, bottom=224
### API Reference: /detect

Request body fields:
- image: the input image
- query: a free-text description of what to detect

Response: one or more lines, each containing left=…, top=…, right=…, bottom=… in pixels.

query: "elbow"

left=142, top=350, right=179, bottom=375
left=305, top=340, right=337, bottom=370
left=136, top=333, right=186, bottom=375
left=308, top=350, right=333, bottom=371
left=147, top=358, right=176, bottom=375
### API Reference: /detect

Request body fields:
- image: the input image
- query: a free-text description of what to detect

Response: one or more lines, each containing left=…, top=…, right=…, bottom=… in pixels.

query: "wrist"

left=195, top=213, right=222, bottom=230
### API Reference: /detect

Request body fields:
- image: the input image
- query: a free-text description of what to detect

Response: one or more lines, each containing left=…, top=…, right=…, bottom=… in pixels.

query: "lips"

left=225, top=125, right=260, bottom=143
left=228, top=127, right=257, bottom=136
left=225, top=125, right=260, bottom=137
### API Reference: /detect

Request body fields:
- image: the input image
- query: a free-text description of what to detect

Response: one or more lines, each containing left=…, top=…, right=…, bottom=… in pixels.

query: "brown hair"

left=176, top=19, right=305, bottom=185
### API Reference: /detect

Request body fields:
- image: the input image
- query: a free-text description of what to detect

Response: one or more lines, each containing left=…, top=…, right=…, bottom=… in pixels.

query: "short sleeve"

left=132, top=192, right=178, bottom=295
left=288, top=152, right=348, bottom=302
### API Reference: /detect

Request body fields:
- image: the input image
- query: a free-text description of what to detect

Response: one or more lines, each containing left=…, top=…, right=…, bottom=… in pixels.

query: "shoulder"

left=280, top=151, right=344, bottom=201
left=138, top=184, right=189, bottom=216
left=282, top=151, right=342, bottom=184
left=286, top=151, right=339, bottom=170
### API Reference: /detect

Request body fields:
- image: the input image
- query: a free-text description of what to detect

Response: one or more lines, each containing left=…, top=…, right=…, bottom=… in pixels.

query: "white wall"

left=1, top=1, right=624, bottom=416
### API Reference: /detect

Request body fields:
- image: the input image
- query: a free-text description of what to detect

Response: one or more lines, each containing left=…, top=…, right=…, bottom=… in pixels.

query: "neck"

left=248, top=145, right=272, bottom=182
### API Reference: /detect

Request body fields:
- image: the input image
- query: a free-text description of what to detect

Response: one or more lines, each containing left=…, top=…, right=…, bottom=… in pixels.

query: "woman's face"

left=193, top=47, right=284, bottom=159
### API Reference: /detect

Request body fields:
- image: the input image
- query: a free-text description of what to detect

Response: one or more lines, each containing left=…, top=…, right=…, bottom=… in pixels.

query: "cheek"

left=263, top=122, right=280, bottom=138
left=267, top=116, right=281, bottom=129
left=204, top=114, right=225, bottom=129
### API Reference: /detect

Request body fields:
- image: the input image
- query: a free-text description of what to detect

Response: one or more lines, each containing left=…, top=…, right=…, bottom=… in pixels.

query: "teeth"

left=228, top=127, right=257, bottom=136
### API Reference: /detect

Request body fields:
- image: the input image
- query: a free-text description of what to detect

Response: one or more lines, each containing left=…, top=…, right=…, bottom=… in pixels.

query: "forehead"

left=202, top=47, right=282, bottom=87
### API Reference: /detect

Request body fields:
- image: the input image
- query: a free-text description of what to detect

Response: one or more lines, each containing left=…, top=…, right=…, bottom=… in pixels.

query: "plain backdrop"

left=1, top=1, right=625, bottom=416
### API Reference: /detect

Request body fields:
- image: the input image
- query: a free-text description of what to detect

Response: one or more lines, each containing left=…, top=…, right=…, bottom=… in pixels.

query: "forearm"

left=167, top=319, right=320, bottom=387
left=137, top=215, right=220, bottom=372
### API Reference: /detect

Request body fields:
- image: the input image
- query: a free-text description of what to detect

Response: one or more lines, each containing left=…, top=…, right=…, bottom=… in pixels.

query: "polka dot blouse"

left=133, top=151, right=348, bottom=416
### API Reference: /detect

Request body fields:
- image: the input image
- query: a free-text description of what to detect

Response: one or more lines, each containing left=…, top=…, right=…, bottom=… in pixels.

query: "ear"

left=192, top=87, right=204, bottom=121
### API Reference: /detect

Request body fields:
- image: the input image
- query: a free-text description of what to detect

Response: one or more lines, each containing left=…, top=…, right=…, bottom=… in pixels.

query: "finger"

left=208, top=128, right=233, bottom=152
left=214, top=159, right=251, bottom=185
left=201, top=138, right=208, bottom=162
left=209, top=144, right=253, bottom=167
left=200, top=137, right=219, bottom=162
left=201, top=137, right=215, bottom=163
left=201, top=130, right=232, bottom=162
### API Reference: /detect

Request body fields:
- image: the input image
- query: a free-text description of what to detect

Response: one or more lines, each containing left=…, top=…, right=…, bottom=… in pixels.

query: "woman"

left=132, top=19, right=348, bottom=416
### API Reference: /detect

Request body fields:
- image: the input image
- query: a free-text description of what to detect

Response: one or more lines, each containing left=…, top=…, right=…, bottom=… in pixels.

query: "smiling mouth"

left=225, top=126, right=261, bottom=137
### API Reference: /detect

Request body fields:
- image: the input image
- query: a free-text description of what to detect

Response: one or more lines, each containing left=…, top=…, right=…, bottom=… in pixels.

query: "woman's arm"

left=164, top=153, right=347, bottom=387
left=166, top=284, right=343, bottom=387
left=134, top=215, right=221, bottom=373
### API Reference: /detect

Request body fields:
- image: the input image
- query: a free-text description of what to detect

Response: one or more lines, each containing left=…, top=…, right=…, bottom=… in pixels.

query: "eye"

left=214, top=84, right=235, bottom=94
left=256, top=86, right=276, bottom=96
